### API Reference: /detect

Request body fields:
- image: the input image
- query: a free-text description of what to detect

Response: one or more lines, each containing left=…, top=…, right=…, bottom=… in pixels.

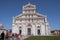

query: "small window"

left=28, top=24, right=31, bottom=26
left=19, top=27, right=21, bottom=28
left=37, top=26, right=40, bottom=28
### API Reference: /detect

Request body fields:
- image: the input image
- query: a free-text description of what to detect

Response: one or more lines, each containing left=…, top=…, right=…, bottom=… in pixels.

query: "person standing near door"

left=0, top=31, right=5, bottom=40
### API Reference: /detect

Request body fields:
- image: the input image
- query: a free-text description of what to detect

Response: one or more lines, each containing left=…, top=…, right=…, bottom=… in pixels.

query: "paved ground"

left=0, top=37, right=23, bottom=40
left=0, top=35, right=30, bottom=40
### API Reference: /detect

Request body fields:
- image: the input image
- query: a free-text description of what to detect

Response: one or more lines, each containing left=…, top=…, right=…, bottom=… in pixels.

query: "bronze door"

left=27, top=28, right=31, bottom=35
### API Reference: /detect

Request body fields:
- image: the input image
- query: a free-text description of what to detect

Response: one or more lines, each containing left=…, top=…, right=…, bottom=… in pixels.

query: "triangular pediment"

left=14, top=3, right=46, bottom=19
left=24, top=5, right=35, bottom=8
left=23, top=3, right=35, bottom=8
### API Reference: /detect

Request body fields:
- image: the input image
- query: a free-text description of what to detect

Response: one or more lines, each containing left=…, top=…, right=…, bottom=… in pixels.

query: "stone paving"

left=0, top=37, right=23, bottom=40
left=0, top=35, right=30, bottom=40
left=4, top=37, right=24, bottom=40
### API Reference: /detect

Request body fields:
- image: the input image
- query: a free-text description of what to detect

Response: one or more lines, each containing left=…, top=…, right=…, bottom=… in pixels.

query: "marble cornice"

left=15, top=17, right=45, bottom=20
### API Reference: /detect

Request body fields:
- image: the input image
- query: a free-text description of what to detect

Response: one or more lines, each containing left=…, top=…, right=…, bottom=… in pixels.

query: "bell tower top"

left=23, top=3, right=36, bottom=13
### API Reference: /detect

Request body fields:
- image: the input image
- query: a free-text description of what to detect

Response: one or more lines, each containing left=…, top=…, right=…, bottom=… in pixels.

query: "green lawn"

left=25, top=36, right=60, bottom=40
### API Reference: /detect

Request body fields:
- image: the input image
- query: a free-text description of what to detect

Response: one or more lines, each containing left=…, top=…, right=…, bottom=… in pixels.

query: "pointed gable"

left=14, top=3, right=46, bottom=19
left=23, top=3, right=36, bottom=8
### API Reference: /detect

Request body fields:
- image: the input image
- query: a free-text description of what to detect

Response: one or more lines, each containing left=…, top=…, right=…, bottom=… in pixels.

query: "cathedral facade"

left=12, top=3, right=50, bottom=36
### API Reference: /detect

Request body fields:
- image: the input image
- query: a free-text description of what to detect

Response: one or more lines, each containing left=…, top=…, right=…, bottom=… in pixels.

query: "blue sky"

left=0, top=0, right=60, bottom=30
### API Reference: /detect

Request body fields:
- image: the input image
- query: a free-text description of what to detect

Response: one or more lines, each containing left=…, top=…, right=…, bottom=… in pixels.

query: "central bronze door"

left=27, top=28, right=31, bottom=35
left=19, top=30, right=22, bottom=35
left=37, top=29, right=40, bottom=35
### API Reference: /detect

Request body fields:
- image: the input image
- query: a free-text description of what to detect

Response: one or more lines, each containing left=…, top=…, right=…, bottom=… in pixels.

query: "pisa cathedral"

left=12, top=3, right=51, bottom=36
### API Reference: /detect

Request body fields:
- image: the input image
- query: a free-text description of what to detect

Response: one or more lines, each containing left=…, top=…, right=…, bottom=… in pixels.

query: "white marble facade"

left=12, top=3, right=51, bottom=36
